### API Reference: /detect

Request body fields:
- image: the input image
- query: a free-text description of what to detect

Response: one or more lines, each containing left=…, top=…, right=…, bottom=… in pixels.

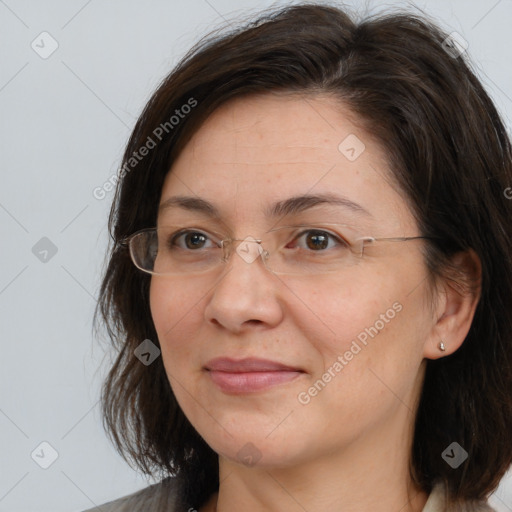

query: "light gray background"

left=1, top=1, right=511, bottom=511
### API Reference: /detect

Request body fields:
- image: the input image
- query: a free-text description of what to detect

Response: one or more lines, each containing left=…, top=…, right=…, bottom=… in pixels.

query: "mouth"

left=204, top=357, right=305, bottom=394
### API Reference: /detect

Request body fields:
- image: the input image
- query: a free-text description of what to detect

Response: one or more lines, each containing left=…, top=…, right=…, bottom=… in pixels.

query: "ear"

left=423, top=249, right=482, bottom=360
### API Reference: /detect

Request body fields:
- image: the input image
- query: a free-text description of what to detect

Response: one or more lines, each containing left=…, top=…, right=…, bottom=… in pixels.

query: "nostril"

left=246, top=319, right=263, bottom=326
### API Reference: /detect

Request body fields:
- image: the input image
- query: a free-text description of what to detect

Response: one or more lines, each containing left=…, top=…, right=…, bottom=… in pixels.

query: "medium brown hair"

left=95, top=3, right=512, bottom=509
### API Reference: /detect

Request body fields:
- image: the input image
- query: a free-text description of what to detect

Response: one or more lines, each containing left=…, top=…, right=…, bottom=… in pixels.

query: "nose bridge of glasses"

left=222, top=236, right=269, bottom=266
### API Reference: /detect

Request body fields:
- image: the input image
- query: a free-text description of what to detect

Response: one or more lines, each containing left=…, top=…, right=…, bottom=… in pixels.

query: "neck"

left=203, top=421, right=428, bottom=512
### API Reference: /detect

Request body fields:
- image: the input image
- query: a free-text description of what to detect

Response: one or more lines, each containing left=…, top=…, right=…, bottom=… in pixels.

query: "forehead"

left=182, top=93, right=366, bottom=166
left=159, top=93, right=415, bottom=232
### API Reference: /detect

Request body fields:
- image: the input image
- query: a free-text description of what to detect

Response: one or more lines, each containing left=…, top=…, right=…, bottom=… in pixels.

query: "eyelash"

left=289, top=229, right=349, bottom=250
left=170, top=230, right=217, bottom=250
left=168, top=228, right=349, bottom=251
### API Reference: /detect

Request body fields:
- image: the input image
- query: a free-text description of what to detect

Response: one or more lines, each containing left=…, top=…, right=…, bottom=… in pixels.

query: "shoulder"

left=81, top=476, right=184, bottom=512
left=423, top=482, right=497, bottom=512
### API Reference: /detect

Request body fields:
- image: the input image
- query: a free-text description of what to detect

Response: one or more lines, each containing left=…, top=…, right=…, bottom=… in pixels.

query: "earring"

left=438, top=341, right=446, bottom=352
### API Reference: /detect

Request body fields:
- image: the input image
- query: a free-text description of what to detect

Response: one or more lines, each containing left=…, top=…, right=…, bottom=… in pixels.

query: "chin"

left=199, top=427, right=312, bottom=470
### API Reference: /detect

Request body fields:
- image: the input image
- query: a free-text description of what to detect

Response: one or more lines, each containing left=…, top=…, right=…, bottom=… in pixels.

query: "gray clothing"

left=82, top=478, right=496, bottom=512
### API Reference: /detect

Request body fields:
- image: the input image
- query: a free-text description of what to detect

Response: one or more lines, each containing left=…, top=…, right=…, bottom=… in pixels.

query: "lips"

left=204, top=357, right=305, bottom=394
left=204, top=357, right=303, bottom=373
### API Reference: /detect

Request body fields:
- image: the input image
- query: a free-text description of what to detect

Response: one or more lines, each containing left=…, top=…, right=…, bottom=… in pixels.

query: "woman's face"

left=150, top=93, right=440, bottom=469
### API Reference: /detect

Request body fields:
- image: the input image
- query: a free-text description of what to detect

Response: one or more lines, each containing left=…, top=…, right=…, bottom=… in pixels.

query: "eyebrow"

left=159, top=196, right=218, bottom=216
left=158, top=193, right=371, bottom=218
left=267, top=193, right=371, bottom=218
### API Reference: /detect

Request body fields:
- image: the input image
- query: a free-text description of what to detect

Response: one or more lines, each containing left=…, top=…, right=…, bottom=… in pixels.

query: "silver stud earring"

left=438, top=341, right=446, bottom=352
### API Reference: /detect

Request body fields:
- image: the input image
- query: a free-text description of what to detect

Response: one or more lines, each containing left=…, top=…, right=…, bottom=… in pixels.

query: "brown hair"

left=95, top=3, right=512, bottom=509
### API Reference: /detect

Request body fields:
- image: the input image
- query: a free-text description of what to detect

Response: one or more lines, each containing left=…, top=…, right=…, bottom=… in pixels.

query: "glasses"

left=120, top=223, right=432, bottom=277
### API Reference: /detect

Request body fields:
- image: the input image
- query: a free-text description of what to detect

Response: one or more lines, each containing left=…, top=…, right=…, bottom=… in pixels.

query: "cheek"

left=149, top=279, right=173, bottom=335
left=299, top=298, right=426, bottom=431
left=298, top=262, right=431, bottom=381
left=149, top=278, right=203, bottom=362
left=287, top=276, right=391, bottom=355
left=149, top=275, right=206, bottom=329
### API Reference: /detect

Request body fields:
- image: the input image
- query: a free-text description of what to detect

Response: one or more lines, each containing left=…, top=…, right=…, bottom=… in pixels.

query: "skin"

left=149, top=93, right=480, bottom=512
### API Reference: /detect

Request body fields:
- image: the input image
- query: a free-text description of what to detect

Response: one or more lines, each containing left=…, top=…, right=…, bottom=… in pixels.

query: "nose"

left=204, top=241, right=284, bottom=333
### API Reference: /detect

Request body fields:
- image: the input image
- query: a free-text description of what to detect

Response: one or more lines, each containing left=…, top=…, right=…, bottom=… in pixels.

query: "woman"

left=86, top=3, right=512, bottom=511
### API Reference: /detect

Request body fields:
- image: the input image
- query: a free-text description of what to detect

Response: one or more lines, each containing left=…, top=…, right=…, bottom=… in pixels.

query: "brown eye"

left=289, top=229, right=349, bottom=252
left=184, top=232, right=208, bottom=249
left=170, top=231, right=214, bottom=250
left=305, top=231, right=329, bottom=250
